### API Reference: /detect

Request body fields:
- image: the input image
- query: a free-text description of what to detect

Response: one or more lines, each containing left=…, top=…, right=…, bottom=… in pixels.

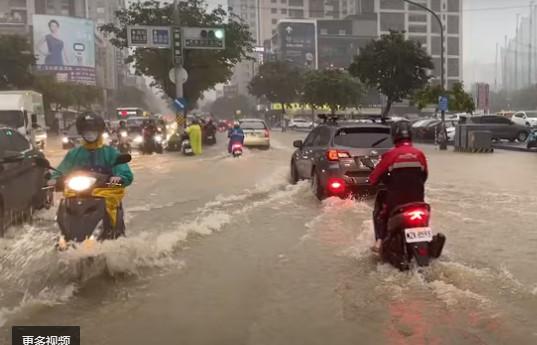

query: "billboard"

left=33, top=15, right=96, bottom=85
left=277, top=20, right=317, bottom=69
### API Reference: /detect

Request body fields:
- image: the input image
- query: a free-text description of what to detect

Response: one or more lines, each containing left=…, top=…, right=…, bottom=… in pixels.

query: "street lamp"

left=401, top=0, right=447, bottom=150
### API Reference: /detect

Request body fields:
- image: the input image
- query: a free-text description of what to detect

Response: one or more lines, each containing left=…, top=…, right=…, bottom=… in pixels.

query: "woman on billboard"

left=35, top=19, right=69, bottom=66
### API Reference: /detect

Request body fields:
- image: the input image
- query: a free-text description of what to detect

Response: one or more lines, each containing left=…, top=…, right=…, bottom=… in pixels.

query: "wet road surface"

left=1, top=132, right=536, bottom=344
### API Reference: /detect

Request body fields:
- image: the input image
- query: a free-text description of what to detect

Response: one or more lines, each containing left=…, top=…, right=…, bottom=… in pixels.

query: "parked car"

left=467, top=115, right=529, bottom=142
left=0, top=127, right=49, bottom=236
left=511, top=111, right=537, bottom=127
left=290, top=120, right=393, bottom=200
left=412, top=118, right=459, bottom=142
left=289, top=118, right=313, bottom=129
left=239, top=118, right=270, bottom=149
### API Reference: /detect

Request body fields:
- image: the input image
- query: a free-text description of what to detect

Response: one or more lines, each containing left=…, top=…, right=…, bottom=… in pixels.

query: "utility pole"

left=495, top=42, right=498, bottom=91
left=515, top=13, right=520, bottom=90
left=402, top=0, right=446, bottom=150
left=173, top=0, right=185, bottom=128
left=530, top=1, right=535, bottom=86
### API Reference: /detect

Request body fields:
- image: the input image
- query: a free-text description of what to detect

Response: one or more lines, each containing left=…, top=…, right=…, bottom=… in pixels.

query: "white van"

left=0, top=90, right=47, bottom=149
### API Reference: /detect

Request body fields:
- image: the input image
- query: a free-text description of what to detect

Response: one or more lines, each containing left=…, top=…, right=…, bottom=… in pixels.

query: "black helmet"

left=76, top=112, right=105, bottom=136
left=391, top=120, right=412, bottom=144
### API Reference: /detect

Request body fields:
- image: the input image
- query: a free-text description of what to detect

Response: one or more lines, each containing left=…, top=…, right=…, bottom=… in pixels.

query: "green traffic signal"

left=214, top=29, right=224, bottom=40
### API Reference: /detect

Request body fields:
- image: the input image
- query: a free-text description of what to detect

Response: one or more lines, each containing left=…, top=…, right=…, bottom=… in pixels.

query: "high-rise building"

left=0, top=0, right=34, bottom=35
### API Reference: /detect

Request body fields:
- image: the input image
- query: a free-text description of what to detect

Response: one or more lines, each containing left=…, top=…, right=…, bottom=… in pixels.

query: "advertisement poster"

left=33, top=14, right=96, bottom=85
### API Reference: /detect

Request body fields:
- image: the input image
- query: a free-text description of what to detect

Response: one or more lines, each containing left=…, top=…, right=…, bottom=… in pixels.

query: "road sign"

left=182, top=27, right=225, bottom=50
left=174, top=98, right=188, bottom=111
left=127, top=26, right=171, bottom=48
left=439, top=96, right=449, bottom=112
left=169, top=67, right=188, bottom=84
left=172, top=27, right=183, bottom=65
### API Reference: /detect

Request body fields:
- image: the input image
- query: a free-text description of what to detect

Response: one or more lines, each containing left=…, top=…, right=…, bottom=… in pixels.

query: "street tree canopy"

left=100, top=0, right=253, bottom=108
left=0, top=35, right=36, bottom=90
left=349, top=31, right=433, bottom=117
left=248, top=61, right=303, bottom=113
left=209, top=94, right=255, bottom=119
left=302, top=69, right=363, bottom=115
left=412, top=82, right=475, bottom=114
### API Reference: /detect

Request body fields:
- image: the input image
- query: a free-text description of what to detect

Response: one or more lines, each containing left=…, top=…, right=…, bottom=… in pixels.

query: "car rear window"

left=333, top=127, right=393, bottom=148
left=240, top=121, right=266, bottom=129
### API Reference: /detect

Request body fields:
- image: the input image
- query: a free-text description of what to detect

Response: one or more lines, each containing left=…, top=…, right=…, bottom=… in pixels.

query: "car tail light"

left=403, top=208, right=429, bottom=227
left=264, top=129, right=270, bottom=138
left=327, top=177, right=346, bottom=194
left=327, top=149, right=351, bottom=161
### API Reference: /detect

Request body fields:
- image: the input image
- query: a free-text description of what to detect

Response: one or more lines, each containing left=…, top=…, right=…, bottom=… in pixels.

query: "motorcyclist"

left=185, top=118, right=202, bottom=155
left=227, top=121, right=245, bottom=153
left=368, top=121, right=428, bottom=253
left=49, top=113, right=133, bottom=187
left=204, top=119, right=217, bottom=143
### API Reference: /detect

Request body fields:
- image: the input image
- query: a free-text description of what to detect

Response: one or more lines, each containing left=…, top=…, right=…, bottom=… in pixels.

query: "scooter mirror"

left=114, top=153, right=132, bottom=166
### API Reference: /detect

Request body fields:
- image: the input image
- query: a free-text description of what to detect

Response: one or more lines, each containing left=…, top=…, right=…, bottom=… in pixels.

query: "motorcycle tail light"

left=403, top=208, right=429, bottom=227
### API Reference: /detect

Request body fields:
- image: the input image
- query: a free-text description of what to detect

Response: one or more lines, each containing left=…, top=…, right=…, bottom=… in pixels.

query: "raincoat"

left=52, top=139, right=133, bottom=228
left=185, top=124, right=202, bottom=155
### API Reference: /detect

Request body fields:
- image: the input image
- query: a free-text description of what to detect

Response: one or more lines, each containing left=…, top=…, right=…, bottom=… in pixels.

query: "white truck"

left=0, top=90, right=47, bottom=149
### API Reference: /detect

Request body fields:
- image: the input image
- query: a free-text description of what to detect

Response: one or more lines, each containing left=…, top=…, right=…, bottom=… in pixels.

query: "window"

left=289, top=0, right=303, bottom=6
left=239, top=121, right=267, bottom=130
left=448, top=0, right=460, bottom=12
left=380, top=12, right=405, bottom=32
left=320, top=28, right=328, bottom=35
left=431, top=0, right=441, bottom=11
left=97, top=7, right=105, bottom=14
left=338, top=29, right=346, bottom=35
left=289, top=9, right=304, bottom=18
left=431, top=36, right=441, bottom=55
left=448, top=58, right=459, bottom=77
left=448, top=37, right=459, bottom=55
left=272, top=19, right=277, bottom=24
left=514, top=113, right=524, bottom=118
left=281, top=0, right=287, bottom=3
left=281, top=9, right=287, bottom=14
left=319, top=127, right=331, bottom=146
left=481, top=116, right=511, bottom=125
left=334, top=127, right=393, bottom=148
left=408, top=14, right=427, bottom=22
left=380, top=0, right=404, bottom=10
left=271, top=0, right=276, bottom=3
left=409, top=36, right=427, bottom=47
left=271, top=8, right=277, bottom=13
left=447, top=15, right=459, bottom=34
left=408, top=24, right=427, bottom=33
left=9, top=131, right=30, bottom=152
left=304, top=129, right=320, bottom=147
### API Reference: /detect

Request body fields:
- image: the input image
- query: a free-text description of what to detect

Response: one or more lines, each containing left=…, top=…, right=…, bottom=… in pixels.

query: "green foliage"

left=100, top=0, right=254, bottom=108
left=209, top=94, right=255, bottom=119
left=108, top=86, right=150, bottom=110
left=33, top=75, right=101, bottom=111
left=412, top=82, right=475, bottom=113
left=248, top=61, right=303, bottom=113
left=0, top=35, right=36, bottom=90
left=349, top=31, right=433, bottom=117
left=302, top=69, right=364, bottom=114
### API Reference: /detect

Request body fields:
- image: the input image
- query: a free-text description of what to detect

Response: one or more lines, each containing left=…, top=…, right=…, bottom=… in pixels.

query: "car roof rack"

left=318, top=114, right=342, bottom=125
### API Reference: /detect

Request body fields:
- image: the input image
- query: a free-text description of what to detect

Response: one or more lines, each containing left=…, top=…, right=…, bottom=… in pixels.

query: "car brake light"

left=327, top=149, right=351, bottom=161
left=327, top=177, right=346, bottom=194
left=403, top=208, right=429, bottom=227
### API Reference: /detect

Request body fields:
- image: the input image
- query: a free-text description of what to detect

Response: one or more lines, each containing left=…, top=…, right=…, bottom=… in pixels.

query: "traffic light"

left=182, top=27, right=225, bottom=50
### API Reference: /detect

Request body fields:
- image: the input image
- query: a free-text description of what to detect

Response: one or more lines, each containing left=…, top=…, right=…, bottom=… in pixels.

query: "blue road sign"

left=438, top=96, right=448, bottom=112
left=174, top=98, right=187, bottom=111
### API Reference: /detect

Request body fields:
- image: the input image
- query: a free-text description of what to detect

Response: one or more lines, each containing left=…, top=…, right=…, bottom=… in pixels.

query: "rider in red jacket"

left=369, top=121, right=428, bottom=252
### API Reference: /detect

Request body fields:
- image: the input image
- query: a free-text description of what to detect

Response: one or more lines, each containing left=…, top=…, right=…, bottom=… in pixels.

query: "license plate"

left=404, top=227, right=433, bottom=243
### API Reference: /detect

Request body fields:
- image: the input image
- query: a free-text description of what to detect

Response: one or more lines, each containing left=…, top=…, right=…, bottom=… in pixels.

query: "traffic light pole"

left=174, top=0, right=185, bottom=127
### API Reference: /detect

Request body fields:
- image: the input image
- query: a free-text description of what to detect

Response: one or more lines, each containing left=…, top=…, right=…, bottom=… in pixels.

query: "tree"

left=412, top=81, right=475, bottom=113
left=0, top=35, right=36, bottom=90
left=349, top=31, right=433, bottom=117
left=209, top=94, right=255, bottom=119
left=100, top=0, right=253, bottom=108
left=302, top=69, right=364, bottom=114
left=248, top=61, right=303, bottom=115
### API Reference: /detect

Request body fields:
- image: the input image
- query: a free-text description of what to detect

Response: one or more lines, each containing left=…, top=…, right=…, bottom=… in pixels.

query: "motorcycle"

left=117, top=130, right=131, bottom=154
left=36, top=154, right=132, bottom=250
left=180, top=133, right=194, bottom=156
left=204, top=132, right=217, bottom=145
left=363, top=158, right=446, bottom=270
left=231, top=143, right=243, bottom=158
left=136, top=130, right=164, bottom=154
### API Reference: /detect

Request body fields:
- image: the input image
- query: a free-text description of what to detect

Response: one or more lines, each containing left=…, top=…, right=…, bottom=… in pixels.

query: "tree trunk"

left=382, top=98, right=393, bottom=119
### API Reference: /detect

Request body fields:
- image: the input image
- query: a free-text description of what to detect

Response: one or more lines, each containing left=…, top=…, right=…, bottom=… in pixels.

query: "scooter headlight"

left=67, top=176, right=96, bottom=192
left=102, top=132, right=110, bottom=140
left=155, top=134, right=163, bottom=143
left=62, top=137, right=69, bottom=144
left=120, top=131, right=128, bottom=138
left=134, top=135, right=143, bottom=143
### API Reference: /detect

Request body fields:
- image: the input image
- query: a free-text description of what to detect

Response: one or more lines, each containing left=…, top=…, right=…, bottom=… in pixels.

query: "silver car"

left=239, top=119, right=270, bottom=149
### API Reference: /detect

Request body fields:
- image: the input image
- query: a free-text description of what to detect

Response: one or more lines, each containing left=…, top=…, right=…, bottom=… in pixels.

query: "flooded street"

left=1, top=132, right=536, bottom=344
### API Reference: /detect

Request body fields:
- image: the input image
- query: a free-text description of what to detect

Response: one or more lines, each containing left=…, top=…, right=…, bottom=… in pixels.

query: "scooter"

left=381, top=200, right=446, bottom=270
left=180, top=133, right=194, bottom=156
left=36, top=154, right=131, bottom=250
left=231, top=143, right=243, bottom=158
left=117, top=130, right=131, bottom=154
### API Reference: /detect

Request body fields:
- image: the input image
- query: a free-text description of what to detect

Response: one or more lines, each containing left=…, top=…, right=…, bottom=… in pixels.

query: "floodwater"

left=1, top=132, right=536, bottom=344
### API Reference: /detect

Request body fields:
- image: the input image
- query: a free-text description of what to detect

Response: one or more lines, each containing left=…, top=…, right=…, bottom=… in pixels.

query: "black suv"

left=0, top=127, right=49, bottom=235
left=290, top=120, right=393, bottom=199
